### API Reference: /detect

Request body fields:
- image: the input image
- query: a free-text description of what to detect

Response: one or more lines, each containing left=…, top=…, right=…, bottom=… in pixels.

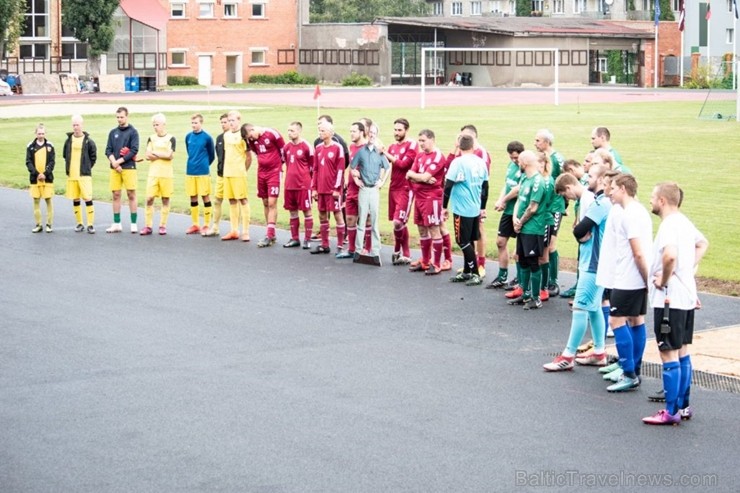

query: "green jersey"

left=549, top=151, right=566, bottom=213
left=517, top=172, right=548, bottom=235
left=503, top=161, right=522, bottom=215
left=542, top=175, right=556, bottom=225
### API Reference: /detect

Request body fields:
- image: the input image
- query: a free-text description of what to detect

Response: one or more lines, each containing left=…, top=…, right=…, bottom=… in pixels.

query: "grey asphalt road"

left=1, top=188, right=738, bottom=492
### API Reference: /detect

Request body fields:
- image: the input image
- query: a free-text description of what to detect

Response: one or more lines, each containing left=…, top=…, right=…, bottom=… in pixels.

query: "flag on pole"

left=705, top=3, right=711, bottom=20
left=654, top=0, right=661, bottom=26
left=313, top=84, right=321, bottom=100
left=734, top=0, right=739, bottom=19
left=678, top=0, right=685, bottom=31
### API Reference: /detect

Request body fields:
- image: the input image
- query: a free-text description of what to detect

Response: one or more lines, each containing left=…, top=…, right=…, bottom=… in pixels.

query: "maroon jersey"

left=388, top=139, right=418, bottom=193
left=313, top=140, right=345, bottom=194
left=446, top=145, right=491, bottom=172
left=247, top=128, right=285, bottom=174
left=283, top=139, right=314, bottom=190
left=410, top=149, right=446, bottom=200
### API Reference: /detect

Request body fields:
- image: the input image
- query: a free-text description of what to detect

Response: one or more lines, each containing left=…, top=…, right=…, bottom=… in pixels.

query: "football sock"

left=190, top=201, right=199, bottom=225
left=420, top=236, right=431, bottom=265
left=240, top=202, right=250, bottom=234
left=565, top=310, right=589, bottom=356
left=229, top=202, right=239, bottom=232
left=145, top=205, right=154, bottom=228
left=45, top=198, right=53, bottom=226
left=320, top=220, right=330, bottom=248
left=442, top=233, right=452, bottom=261
left=203, top=202, right=212, bottom=227
left=432, top=238, right=443, bottom=267
left=663, top=361, right=681, bottom=415
left=336, top=224, right=346, bottom=249
left=549, top=250, right=559, bottom=284
left=347, top=225, right=357, bottom=253
left=304, top=216, right=314, bottom=241
left=630, top=323, right=647, bottom=377
left=529, top=265, right=542, bottom=301
left=602, top=306, right=610, bottom=333
left=33, top=198, right=42, bottom=224
left=540, top=262, right=550, bottom=291
left=160, top=204, right=170, bottom=226
left=212, top=201, right=222, bottom=229
left=401, top=226, right=410, bottom=257
left=73, top=201, right=82, bottom=224
left=520, top=267, right=531, bottom=298
left=290, top=217, right=300, bottom=240
left=498, top=268, right=508, bottom=280
left=85, top=202, right=94, bottom=226
left=113, top=212, right=121, bottom=224
left=588, top=309, right=606, bottom=353
left=678, top=355, right=692, bottom=409
left=613, top=324, right=636, bottom=377
left=267, top=222, right=276, bottom=239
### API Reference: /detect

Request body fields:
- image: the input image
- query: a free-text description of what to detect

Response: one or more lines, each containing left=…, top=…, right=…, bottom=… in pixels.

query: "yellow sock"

left=240, top=201, right=250, bottom=234
left=160, top=204, right=170, bottom=226
left=145, top=205, right=154, bottom=227
left=73, top=205, right=82, bottom=224
left=212, top=201, right=222, bottom=230
left=190, top=204, right=199, bottom=226
left=86, top=204, right=95, bottom=225
left=45, top=198, right=54, bottom=226
left=229, top=202, right=239, bottom=231
left=204, top=205, right=212, bottom=227
left=33, top=199, right=41, bottom=224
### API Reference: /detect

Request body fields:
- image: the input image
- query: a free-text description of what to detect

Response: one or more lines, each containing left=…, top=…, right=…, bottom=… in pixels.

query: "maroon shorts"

left=345, top=196, right=359, bottom=216
left=283, top=189, right=312, bottom=211
left=389, top=188, right=413, bottom=223
left=257, top=171, right=281, bottom=199
left=414, top=198, right=442, bottom=227
left=317, top=193, right=342, bottom=213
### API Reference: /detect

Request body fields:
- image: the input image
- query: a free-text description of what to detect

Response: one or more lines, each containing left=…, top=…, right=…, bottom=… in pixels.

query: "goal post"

left=420, top=47, right=560, bottom=109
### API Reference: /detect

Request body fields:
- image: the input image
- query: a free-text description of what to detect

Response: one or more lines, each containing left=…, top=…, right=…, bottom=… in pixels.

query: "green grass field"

left=1, top=97, right=738, bottom=286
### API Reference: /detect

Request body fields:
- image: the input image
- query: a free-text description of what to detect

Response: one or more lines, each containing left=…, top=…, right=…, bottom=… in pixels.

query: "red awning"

left=120, top=0, right=168, bottom=31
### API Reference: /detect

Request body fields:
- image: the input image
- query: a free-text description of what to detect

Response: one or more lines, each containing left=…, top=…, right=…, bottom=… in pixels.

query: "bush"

left=341, top=72, right=373, bottom=87
left=167, top=76, right=199, bottom=86
left=248, top=71, right=317, bottom=85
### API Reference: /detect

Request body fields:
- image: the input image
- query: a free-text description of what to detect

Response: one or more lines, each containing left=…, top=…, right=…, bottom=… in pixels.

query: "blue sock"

left=613, top=324, right=635, bottom=376
left=565, top=310, right=589, bottom=356
left=630, top=323, right=647, bottom=377
left=678, top=355, right=692, bottom=409
left=588, top=309, right=606, bottom=352
left=663, top=361, right=681, bottom=415
left=601, top=306, right=610, bottom=332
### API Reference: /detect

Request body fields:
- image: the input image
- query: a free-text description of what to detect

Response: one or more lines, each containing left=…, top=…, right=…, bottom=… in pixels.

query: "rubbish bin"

left=461, top=72, right=472, bottom=86
left=140, top=76, right=156, bottom=91
left=125, top=76, right=140, bottom=92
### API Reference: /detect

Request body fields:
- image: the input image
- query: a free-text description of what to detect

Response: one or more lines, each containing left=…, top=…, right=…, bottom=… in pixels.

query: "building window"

left=471, top=1, right=482, bottom=14
left=432, top=2, right=443, bottom=15
left=531, top=0, right=544, bottom=12
left=171, top=2, right=186, bottom=17
left=19, top=43, right=48, bottom=59
left=553, top=0, right=564, bottom=13
left=641, top=0, right=650, bottom=10
left=22, top=0, right=49, bottom=38
left=251, top=3, right=266, bottom=17
left=198, top=1, right=214, bottom=18
left=573, top=0, right=587, bottom=13
left=251, top=49, right=267, bottom=65
left=728, top=0, right=734, bottom=13
left=490, top=0, right=502, bottom=12
left=672, top=0, right=680, bottom=10
left=171, top=51, right=187, bottom=66
left=727, top=28, right=735, bottom=44
left=452, top=2, right=463, bottom=15
left=224, top=2, right=238, bottom=17
left=598, top=57, right=607, bottom=72
left=509, top=0, right=516, bottom=14
left=61, top=42, right=87, bottom=60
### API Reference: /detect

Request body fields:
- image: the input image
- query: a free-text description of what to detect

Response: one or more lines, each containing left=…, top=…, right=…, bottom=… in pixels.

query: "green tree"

left=0, top=0, right=26, bottom=58
left=310, top=0, right=428, bottom=23
left=658, top=0, right=674, bottom=21
left=62, top=0, right=120, bottom=76
left=516, top=0, right=531, bottom=17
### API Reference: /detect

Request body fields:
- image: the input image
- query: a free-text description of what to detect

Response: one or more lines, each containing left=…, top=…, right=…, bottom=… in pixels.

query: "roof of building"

left=120, top=0, right=169, bottom=31
left=376, top=16, right=656, bottom=39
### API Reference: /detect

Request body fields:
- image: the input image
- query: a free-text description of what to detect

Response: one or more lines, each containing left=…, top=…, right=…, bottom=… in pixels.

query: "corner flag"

left=705, top=3, right=711, bottom=20
left=655, top=0, right=661, bottom=26
left=678, top=0, right=685, bottom=31
left=313, top=84, right=321, bottom=100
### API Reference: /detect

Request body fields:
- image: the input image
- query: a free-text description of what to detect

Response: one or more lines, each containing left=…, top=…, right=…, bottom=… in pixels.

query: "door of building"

left=198, top=56, right=212, bottom=86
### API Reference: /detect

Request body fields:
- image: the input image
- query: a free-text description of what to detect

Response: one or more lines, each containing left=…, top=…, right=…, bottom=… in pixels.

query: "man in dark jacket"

left=26, top=123, right=55, bottom=233
left=104, top=107, right=139, bottom=233
left=63, top=114, right=97, bottom=233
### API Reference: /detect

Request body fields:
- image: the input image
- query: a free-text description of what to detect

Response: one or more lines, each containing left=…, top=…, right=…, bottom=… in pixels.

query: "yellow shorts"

left=186, top=175, right=211, bottom=197
left=29, top=183, right=54, bottom=199
left=65, top=177, right=93, bottom=201
left=214, top=176, right=224, bottom=200
left=223, top=176, right=248, bottom=200
left=110, top=169, right=138, bottom=191
left=146, top=176, right=174, bottom=198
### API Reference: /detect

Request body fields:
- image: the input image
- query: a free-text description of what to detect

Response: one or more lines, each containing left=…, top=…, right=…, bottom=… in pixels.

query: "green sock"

left=516, top=262, right=522, bottom=283
left=521, top=267, right=531, bottom=298
left=113, top=212, right=121, bottom=223
left=530, top=268, right=542, bottom=300
left=540, top=262, right=550, bottom=290
left=549, top=250, right=559, bottom=284
left=498, top=267, right=508, bottom=280
left=131, top=212, right=138, bottom=223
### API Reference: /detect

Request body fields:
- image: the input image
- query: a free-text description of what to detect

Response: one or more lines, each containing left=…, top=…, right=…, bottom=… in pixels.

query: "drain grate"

left=546, top=353, right=740, bottom=394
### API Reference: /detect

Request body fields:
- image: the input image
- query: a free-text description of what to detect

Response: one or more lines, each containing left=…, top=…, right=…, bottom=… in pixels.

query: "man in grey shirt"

left=350, top=124, right=389, bottom=266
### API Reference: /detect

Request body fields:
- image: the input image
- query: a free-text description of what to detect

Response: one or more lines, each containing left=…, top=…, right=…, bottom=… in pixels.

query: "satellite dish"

left=605, top=0, right=614, bottom=4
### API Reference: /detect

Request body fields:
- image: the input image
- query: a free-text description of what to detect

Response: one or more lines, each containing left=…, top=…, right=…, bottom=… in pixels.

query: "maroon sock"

left=433, top=238, right=444, bottom=268
left=363, top=228, right=372, bottom=252
left=267, top=223, right=276, bottom=239
left=336, top=224, right=346, bottom=248
left=347, top=226, right=357, bottom=253
left=477, top=255, right=486, bottom=267
left=401, top=226, right=411, bottom=257
left=442, top=233, right=452, bottom=262
left=304, top=216, right=314, bottom=241
left=420, top=236, right=432, bottom=265
left=289, top=217, right=299, bottom=240
left=320, top=221, right=330, bottom=247
left=393, top=224, right=403, bottom=253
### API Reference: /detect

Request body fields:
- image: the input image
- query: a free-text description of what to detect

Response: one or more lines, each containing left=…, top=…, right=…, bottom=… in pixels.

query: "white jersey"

left=649, top=212, right=706, bottom=310
left=579, top=190, right=595, bottom=221
left=612, top=199, right=653, bottom=290
left=595, top=203, right=623, bottom=289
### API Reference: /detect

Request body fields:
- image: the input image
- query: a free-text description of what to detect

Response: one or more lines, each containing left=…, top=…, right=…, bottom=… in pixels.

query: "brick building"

left=161, top=0, right=298, bottom=86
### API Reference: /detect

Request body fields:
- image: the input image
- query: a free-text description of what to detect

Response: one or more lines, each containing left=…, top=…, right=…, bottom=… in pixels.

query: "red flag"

left=678, top=0, right=685, bottom=31
left=313, top=84, right=321, bottom=100
left=705, top=3, right=711, bottom=20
